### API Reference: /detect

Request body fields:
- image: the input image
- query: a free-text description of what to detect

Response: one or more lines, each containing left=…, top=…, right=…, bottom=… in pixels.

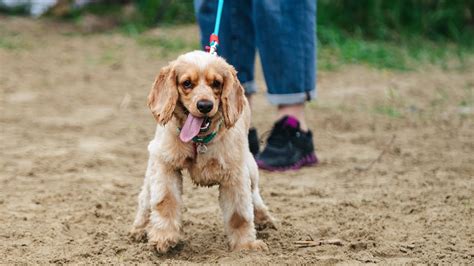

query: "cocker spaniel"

left=129, top=51, right=275, bottom=253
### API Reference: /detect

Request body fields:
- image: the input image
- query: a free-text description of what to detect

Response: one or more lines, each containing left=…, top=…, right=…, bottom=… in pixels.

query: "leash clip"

left=208, top=33, right=219, bottom=55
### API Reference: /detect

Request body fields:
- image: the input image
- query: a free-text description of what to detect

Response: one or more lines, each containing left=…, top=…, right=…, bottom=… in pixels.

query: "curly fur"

left=130, top=51, right=275, bottom=253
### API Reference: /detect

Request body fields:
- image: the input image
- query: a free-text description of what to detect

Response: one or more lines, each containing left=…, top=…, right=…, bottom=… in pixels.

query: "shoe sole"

left=256, top=152, right=318, bottom=172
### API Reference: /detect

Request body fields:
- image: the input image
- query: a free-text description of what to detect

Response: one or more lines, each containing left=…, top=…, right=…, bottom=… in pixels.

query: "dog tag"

left=196, top=143, right=208, bottom=154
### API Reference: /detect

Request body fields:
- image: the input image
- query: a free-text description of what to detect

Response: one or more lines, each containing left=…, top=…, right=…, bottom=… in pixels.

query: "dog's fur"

left=130, top=51, right=275, bottom=253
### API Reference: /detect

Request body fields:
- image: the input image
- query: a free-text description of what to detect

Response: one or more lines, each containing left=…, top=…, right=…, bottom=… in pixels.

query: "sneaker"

left=248, top=127, right=259, bottom=156
left=256, top=116, right=318, bottom=171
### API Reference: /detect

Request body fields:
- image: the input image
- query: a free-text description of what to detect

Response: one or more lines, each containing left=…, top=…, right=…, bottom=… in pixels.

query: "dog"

left=129, top=51, right=275, bottom=253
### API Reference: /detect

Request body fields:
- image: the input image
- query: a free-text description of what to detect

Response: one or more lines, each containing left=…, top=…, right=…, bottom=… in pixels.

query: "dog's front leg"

left=147, top=163, right=183, bottom=253
left=130, top=156, right=155, bottom=242
left=219, top=173, right=268, bottom=252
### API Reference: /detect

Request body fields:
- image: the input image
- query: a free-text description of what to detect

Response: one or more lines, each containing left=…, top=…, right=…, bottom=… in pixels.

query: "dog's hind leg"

left=129, top=156, right=154, bottom=242
left=247, top=154, right=276, bottom=230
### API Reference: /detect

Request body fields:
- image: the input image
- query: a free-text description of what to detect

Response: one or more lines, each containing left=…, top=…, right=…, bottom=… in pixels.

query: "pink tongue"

left=180, top=114, right=204, bottom=142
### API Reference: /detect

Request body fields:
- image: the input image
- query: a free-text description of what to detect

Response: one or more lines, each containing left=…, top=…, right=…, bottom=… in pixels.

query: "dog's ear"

left=221, top=66, right=245, bottom=128
left=147, top=64, right=178, bottom=125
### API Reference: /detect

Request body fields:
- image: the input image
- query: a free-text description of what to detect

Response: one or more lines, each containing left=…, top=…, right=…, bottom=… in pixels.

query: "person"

left=194, top=0, right=318, bottom=171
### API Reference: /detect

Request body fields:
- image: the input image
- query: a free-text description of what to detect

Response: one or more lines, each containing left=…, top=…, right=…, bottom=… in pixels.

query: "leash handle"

left=207, top=0, right=224, bottom=55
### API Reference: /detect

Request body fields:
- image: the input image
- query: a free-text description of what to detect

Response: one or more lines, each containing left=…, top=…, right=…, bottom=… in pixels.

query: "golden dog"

left=130, top=51, right=275, bottom=253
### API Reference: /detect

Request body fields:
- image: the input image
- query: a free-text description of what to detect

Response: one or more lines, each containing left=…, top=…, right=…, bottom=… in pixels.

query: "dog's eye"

left=183, top=80, right=193, bottom=89
left=212, top=80, right=221, bottom=88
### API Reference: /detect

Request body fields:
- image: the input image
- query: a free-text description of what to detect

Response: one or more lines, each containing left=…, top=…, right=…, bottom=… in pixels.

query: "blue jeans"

left=194, top=0, right=316, bottom=105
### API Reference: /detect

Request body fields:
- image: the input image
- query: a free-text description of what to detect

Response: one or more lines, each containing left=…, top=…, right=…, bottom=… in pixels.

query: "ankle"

left=277, top=103, right=308, bottom=131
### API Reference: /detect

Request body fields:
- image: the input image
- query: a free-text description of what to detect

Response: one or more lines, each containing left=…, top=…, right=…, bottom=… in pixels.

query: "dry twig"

left=294, top=239, right=344, bottom=248
left=357, top=134, right=396, bottom=172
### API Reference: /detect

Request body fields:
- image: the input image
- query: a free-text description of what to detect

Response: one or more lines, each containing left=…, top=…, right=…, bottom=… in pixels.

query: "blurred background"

left=1, top=1, right=473, bottom=264
left=1, top=0, right=473, bottom=69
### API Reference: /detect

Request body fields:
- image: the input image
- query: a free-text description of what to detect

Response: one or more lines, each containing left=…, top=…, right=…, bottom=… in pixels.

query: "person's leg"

left=195, top=0, right=260, bottom=156
left=254, top=0, right=316, bottom=116
left=253, top=0, right=318, bottom=170
left=194, top=0, right=257, bottom=98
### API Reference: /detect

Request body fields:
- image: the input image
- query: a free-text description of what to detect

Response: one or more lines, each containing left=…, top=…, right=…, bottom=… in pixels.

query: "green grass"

left=317, top=0, right=474, bottom=47
left=0, top=38, right=17, bottom=50
left=2, top=0, right=473, bottom=71
left=374, top=105, right=402, bottom=118
left=138, top=35, right=189, bottom=50
left=373, top=87, right=404, bottom=118
left=136, top=34, right=199, bottom=56
left=316, top=0, right=474, bottom=70
left=319, top=38, right=408, bottom=70
left=318, top=26, right=473, bottom=71
left=0, top=30, right=27, bottom=50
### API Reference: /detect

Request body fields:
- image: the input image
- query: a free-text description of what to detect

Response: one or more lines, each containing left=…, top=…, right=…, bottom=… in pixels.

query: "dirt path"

left=1, top=17, right=473, bottom=264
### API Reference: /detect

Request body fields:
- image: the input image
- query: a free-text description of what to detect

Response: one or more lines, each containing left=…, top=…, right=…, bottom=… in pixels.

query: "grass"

left=119, top=21, right=199, bottom=58
left=123, top=23, right=473, bottom=71
left=3, top=0, right=471, bottom=71
left=317, top=26, right=473, bottom=71
left=318, top=38, right=408, bottom=70
left=460, top=82, right=474, bottom=108
left=134, top=33, right=199, bottom=58
left=0, top=30, right=27, bottom=50
left=0, top=37, right=17, bottom=50
left=370, top=81, right=474, bottom=120
left=2, top=1, right=473, bottom=71
left=137, top=35, right=197, bottom=52
left=373, top=87, right=404, bottom=118
left=374, top=105, right=402, bottom=118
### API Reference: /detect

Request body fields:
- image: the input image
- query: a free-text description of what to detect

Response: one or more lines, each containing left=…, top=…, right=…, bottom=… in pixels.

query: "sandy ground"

left=1, top=17, right=473, bottom=264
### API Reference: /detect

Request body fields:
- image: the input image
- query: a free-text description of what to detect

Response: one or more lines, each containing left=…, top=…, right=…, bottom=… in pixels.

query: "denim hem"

left=267, top=90, right=316, bottom=105
left=242, top=80, right=257, bottom=95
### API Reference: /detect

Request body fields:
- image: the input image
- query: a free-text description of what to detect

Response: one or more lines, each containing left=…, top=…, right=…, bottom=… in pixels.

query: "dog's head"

left=147, top=51, right=245, bottom=141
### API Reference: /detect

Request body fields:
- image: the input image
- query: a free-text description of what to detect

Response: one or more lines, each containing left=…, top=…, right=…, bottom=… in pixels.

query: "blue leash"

left=213, top=0, right=224, bottom=36
left=207, top=0, right=224, bottom=55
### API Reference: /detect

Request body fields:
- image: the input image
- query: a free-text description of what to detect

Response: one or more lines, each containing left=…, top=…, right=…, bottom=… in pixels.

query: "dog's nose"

left=197, top=100, right=214, bottom=114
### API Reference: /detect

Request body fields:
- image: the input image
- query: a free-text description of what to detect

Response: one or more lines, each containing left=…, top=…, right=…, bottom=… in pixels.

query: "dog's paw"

left=129, top=227, right=147, bottom=242
left=149, top=237, right=180, bottom=253
left=233, top=240, right=268, bottom=252
left=147, top=229, right=181, bottom=253
left=255, top=217, right=277, bottom=231
left=254, top=209, right=277, bottom=230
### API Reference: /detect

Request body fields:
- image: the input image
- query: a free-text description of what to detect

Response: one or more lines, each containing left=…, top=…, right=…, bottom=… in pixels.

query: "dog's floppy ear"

left=221, top=66, right=245, bottom=128
left=147, top=64, right=178, bottom=125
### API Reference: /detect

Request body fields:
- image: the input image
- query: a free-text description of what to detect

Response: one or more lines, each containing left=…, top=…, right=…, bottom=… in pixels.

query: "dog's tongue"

left=179, top=114, right=204, bottom=142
